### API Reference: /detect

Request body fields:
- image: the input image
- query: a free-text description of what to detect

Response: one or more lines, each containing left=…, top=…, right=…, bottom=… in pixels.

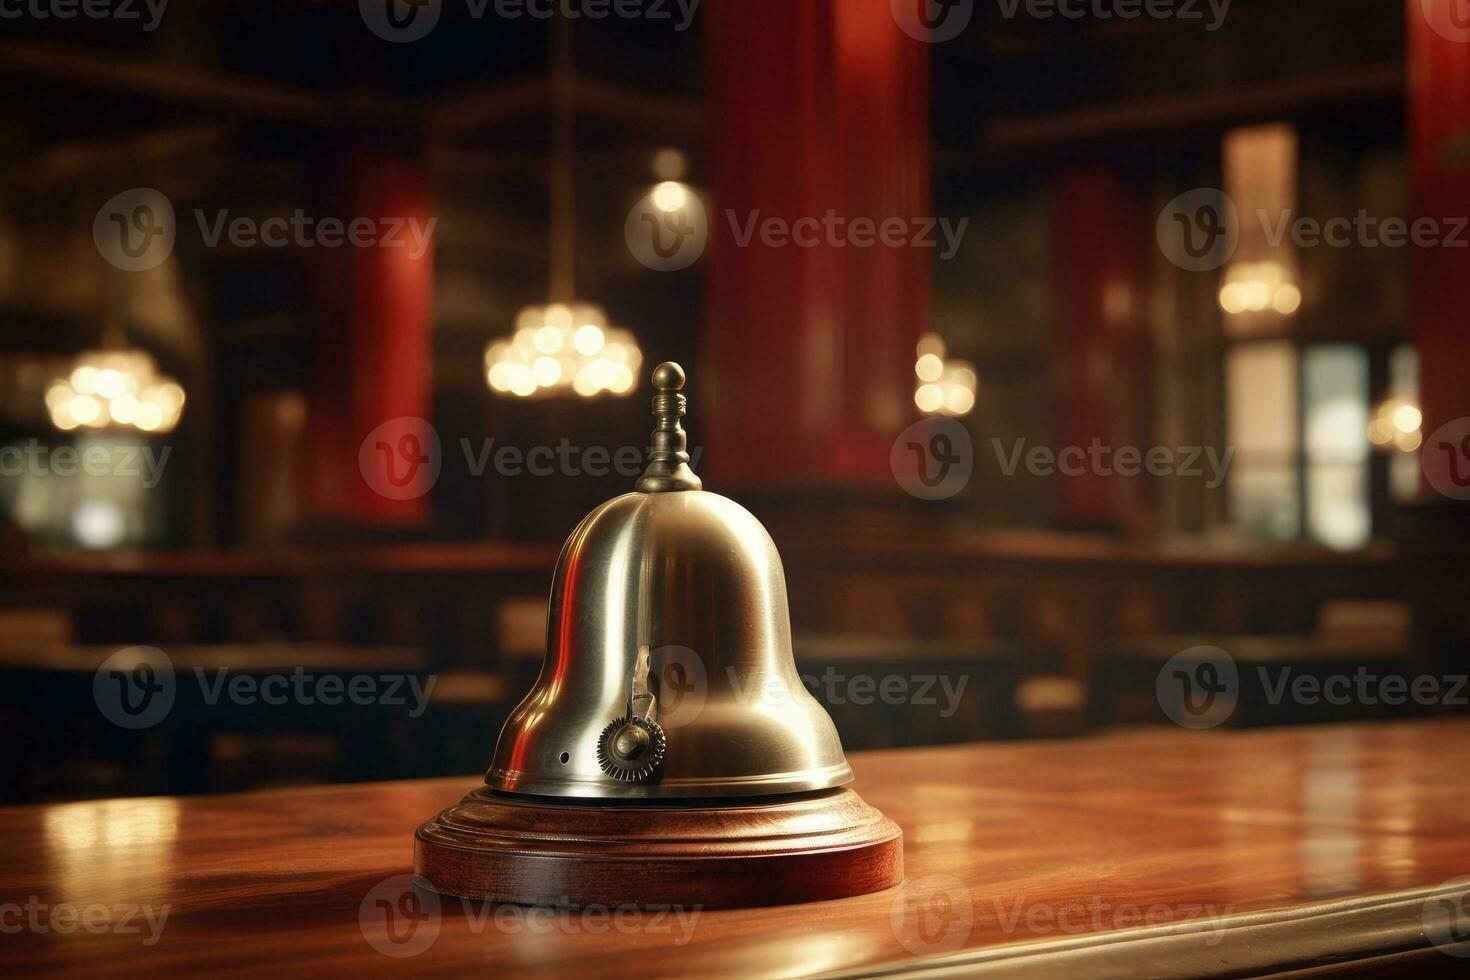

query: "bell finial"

left=636, top=361, right=702, bottom=492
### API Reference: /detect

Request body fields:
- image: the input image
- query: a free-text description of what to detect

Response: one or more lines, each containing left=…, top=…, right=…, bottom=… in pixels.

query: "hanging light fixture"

left=485, top=18, right=642, bottom=400
left=913, top=333, right=976, bottom=418
left=45, top=279, right=185, bottom=434
left=485, top=302, right=642, bottom=398
left=46, top=349, right=185, bottom=433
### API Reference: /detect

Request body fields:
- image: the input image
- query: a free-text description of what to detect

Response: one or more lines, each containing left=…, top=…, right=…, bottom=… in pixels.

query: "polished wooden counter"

left=4, top=719, right=1470, bottom=977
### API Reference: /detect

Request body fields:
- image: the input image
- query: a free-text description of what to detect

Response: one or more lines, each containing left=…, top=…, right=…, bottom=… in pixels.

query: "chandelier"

left=913, top=333, right=976, bottom=418
left=46, top=349, right=185, bottom=434
left=486, top=303, right=642, bottom=398
left=485, top=18, right=642, bottom=400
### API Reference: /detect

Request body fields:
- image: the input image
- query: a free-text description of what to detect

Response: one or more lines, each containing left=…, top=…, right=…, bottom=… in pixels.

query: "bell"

left=416, top=363, right=901, bottom=908
left=486, top=361, right=852, bottom=799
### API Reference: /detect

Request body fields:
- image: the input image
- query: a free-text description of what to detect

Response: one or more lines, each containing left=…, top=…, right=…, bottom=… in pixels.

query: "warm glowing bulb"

left=943, top=384, right=975, bottom=417
left=534, top=325, right=564, bottom=354
left=915, top=353, right=944, bottom=383
left=488, top=362, right=513, bottom=391
left=70, top=395, right=101, bottom=425
left=1219, top=282, right=1246, bottom=315
left=154, top=382, right=185, bottom=410
left=45, top=383, right=72, bottom=411
left=1394, top=428, right=1423, bottom=452
left=915, top=383, right=944, bottom=414
left=1272, top=283, right=1302, bottom=315
left=543, top=304, right=573, bottom=329
left=574, top=324, right=605, bottom=356
left=1393, top=404, right=1422, bottom=433
left=533, top=356, right=562, bottom=387
left=94, top=368, right=125, bottom=399
left=509, top=367, right=537, bottom=397
left=573, top=367, right=601, bottom=397
left=652, top=181, right=689, bottom=213
left=136, top=402, right=164, bottom=431
left=70, top=365, right=98, bottom=395
left=1242, top=281, right=1271, bottom=311
left=109, top=394, right=140, bottom=425
left=916, top=333, right=946, bottom=360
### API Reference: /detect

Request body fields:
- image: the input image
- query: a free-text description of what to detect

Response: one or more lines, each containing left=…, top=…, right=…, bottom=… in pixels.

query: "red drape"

left=703, top=0, right=930, bottom=486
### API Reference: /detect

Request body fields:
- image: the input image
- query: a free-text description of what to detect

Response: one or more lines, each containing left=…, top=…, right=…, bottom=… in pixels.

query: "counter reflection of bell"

left=416, top=363, right=903, bottom=909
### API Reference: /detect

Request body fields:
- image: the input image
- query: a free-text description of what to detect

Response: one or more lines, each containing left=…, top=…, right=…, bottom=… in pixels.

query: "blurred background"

left=1, top=0, right=1467, bottom=803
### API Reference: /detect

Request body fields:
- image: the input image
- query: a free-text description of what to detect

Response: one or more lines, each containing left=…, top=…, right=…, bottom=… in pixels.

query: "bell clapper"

left=596, top=644, right=667, bottom=782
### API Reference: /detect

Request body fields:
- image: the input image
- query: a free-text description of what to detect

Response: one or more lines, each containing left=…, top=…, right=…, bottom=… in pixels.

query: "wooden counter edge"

left=821, top=880, right=1470, bottom=979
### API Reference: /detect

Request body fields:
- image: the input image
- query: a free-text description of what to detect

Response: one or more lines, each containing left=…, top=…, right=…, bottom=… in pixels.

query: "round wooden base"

left=414, top=786, right=902, bottom=909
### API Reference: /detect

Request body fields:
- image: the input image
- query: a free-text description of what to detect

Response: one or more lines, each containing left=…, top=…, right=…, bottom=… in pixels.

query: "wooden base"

left=414, top=786, right=902, bottom=909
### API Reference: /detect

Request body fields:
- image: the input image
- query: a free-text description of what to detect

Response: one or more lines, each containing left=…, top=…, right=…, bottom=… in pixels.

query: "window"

left=1226, top=342, right=1299, bottom=540
left=1303, top=345, right=1370, bottom=550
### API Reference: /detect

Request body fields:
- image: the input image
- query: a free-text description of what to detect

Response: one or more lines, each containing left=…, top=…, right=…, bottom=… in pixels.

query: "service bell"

left=417, top=362, right=900, bottom=907
left=486, top=361, right=853, bottom=799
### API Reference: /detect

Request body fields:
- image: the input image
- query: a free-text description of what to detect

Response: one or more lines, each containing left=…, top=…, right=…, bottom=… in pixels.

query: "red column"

left=303, top=154, right=435, bottom=521
left=703, top=0, right=929, bottom=486
left=1051, top=170, right=1151, bottom=528
left=1409, top=1, right=1470, bottom=487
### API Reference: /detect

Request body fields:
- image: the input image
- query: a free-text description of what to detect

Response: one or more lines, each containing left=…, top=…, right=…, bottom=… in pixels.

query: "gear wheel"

left=596, top=716, right=666, bottom=781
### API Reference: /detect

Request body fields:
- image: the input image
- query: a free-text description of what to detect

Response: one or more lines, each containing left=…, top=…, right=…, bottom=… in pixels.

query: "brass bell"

left=417, top=361, right=900, bottom=907
left=486, top=361, right=854, bottom=799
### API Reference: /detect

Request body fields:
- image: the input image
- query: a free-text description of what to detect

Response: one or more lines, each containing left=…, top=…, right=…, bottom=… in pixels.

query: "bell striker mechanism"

left=415, top=362, right=903, bottom=909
